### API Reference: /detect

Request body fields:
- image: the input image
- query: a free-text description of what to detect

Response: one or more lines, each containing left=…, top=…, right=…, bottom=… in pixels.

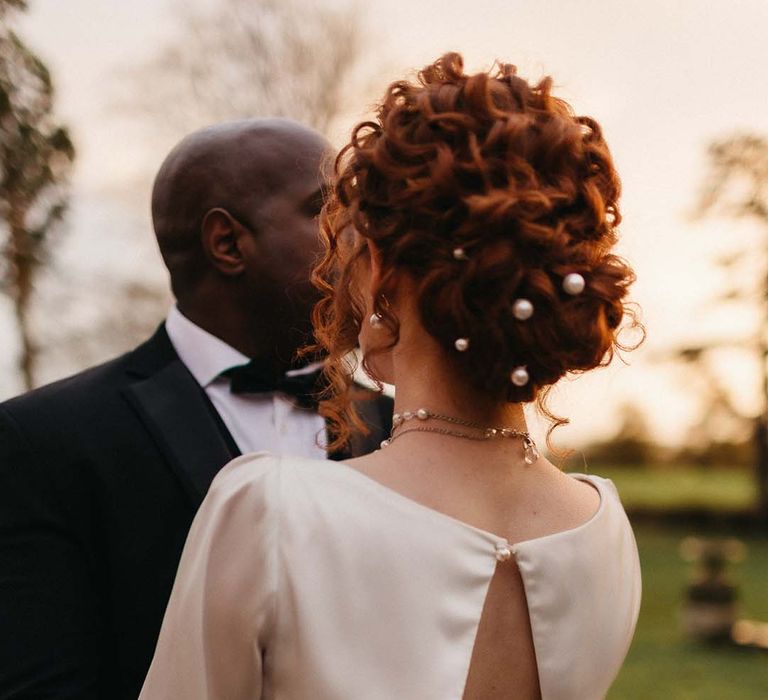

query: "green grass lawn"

left=608, top=524, right=768, bottom=699
left=580, top=466, right=768, bottom=697
left=588, top=465, right=758, bottom=513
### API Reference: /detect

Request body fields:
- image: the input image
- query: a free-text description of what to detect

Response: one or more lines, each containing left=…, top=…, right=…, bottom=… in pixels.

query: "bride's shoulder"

left=515, top=464, right=628, bottom=545
left=558, top=469, right=604, bottom=519
left=202, top=452, right=285, bottom=515
left=202, top=454, right=359, bottom=534
left=207, top=452, right=342, bottom=503
left=210, top=450, right=278, bottom=486
left=562, top=470, right=624, bottom=514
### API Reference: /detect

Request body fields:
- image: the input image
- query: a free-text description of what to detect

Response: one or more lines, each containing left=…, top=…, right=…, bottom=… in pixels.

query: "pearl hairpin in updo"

left=510, top=365, right=529, bottom=387
left=444, top=236, right=586, bottom=358
left=562, top=272, right=586, bottom=295
left=453, top=247, right=468, bottom=260
left=454, top=337, right=470, bottom=351
left=512, top=298, right=534, bottom=320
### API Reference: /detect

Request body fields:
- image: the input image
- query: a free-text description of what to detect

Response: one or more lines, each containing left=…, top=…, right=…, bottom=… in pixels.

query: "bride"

left=140, top=52, right=642, bottom=700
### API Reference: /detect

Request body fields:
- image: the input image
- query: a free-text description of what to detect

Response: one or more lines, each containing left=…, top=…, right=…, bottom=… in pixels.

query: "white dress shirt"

left=165, top=306, right=327, bottom=459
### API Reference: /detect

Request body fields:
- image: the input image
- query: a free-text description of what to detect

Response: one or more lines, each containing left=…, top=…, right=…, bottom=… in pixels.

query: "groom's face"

left=235, top=134, right=331, bottom=354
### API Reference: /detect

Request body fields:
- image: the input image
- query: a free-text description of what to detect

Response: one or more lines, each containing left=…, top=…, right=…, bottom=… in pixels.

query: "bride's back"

left=464, top=553, right=540, bottom=699
left=139, top=451, right=639, bottom=700
left=460, top=465, right=602, bottom=700
left=348, top=443, right=603, bottom=700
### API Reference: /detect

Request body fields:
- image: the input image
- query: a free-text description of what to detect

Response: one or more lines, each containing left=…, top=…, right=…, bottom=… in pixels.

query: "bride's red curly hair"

left=310, top=52, right=641, bottom=451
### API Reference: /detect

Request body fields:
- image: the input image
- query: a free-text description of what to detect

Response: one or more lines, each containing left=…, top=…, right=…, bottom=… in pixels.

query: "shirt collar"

left=165, top=306, right=250, bottom=388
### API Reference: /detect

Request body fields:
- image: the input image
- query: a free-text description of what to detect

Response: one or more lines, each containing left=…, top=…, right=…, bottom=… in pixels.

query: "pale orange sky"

left=5, top=0, right=768, bottom=447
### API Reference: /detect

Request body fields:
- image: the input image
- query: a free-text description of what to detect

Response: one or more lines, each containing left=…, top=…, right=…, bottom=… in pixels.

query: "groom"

left=0, top=119, right=392, bottom=699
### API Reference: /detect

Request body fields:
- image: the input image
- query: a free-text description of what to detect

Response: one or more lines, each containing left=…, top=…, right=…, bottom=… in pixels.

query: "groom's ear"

left=201, top=208, right=247, bottom=276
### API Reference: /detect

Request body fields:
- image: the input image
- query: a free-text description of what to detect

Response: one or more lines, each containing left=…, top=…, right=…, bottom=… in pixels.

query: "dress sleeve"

left=139, top=453, right=279, bottom=700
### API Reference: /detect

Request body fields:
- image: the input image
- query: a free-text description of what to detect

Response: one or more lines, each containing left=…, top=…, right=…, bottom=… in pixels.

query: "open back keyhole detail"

left=462, top=557, right=542, bottom=700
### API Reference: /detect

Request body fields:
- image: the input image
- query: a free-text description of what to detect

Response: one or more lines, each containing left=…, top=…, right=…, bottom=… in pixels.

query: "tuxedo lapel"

left=122, top=327, right=236, bottom=507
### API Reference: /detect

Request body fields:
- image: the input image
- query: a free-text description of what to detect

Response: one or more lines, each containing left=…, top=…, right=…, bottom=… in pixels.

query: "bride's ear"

left=366, top=241, right=384, bottom=298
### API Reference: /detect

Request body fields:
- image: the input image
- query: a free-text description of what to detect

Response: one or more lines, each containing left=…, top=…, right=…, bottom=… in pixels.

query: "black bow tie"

left=222, top=362, right=323, bottom=409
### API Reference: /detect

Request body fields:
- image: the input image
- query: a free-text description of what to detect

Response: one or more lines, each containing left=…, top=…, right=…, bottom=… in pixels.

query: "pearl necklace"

left=381, top=408, right=540, bottom=465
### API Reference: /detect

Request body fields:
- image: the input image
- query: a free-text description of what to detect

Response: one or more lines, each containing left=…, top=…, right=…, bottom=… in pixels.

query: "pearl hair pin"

left=510, top=365, right=529, bottom=387
left=562, top=272, right=585, bottom=295
left=454, top=337, right=470, bottom=351
left=512, top=298, right=534, bottom=320
left=453, top=247, right=468, bottom=260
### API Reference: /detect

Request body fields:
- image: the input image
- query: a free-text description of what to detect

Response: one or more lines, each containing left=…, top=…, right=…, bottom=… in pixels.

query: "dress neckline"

left=325, top=458, right=608, bottom=550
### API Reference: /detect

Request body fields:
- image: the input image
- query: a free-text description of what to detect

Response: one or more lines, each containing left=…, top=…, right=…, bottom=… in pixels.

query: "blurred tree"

left=586, top=402, right=659, bottom=466
left=39, top=275, right=171, bottom=382
left=0, top=0, right=75, bottom=389
left=696, top=133, right=768, bottom=519
left=128, top=0, right=365, bottom=138
left=63, top=0, right=370, bottom=380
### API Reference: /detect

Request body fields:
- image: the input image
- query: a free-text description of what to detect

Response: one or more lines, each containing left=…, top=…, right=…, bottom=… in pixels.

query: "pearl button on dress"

left=495, top=544, right=513, bottom=562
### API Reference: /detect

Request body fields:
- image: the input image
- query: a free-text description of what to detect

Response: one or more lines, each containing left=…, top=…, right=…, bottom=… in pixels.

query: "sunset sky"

left=4, top=0, right=768, bottom=448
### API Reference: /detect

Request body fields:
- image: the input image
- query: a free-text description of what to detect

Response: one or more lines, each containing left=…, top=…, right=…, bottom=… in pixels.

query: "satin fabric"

left=140, top=453, right=641, bottom=700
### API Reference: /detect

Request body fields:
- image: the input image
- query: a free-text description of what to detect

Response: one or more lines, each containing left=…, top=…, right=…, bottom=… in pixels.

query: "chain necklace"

left=381, top=408, right=540, bottom=465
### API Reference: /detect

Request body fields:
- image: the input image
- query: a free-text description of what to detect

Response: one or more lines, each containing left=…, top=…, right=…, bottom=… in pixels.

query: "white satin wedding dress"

left=139, top=452, right=641, bottom=700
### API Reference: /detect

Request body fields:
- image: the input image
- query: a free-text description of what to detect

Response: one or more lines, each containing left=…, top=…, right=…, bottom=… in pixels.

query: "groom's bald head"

left=152, top=118, right=330, bottom=296
left=151, top=118, right=331, bottom=363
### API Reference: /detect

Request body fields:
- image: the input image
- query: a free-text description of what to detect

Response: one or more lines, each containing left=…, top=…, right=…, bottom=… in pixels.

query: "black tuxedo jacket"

left=0, top=326, right=392, bottom=699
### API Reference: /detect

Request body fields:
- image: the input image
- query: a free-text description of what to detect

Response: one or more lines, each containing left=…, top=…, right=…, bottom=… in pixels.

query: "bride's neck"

left=389, top=329, right=527, bottom=432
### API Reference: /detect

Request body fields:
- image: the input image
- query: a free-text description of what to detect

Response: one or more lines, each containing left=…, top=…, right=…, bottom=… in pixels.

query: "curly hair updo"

left=311, top=52, right=641, bottom=449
